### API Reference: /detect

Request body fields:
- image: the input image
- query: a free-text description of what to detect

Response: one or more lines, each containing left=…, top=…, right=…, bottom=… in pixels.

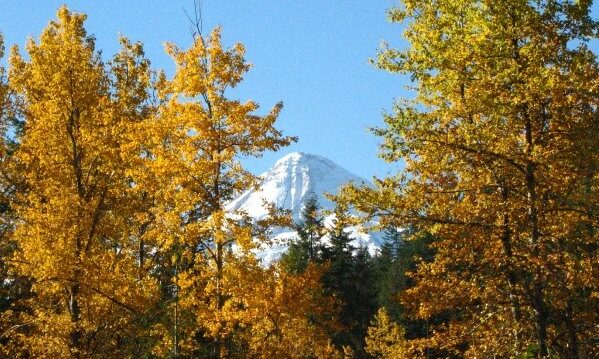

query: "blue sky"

left=0, top=0, right=406, bottom=180
left=1, top=1, right=598, bottom=180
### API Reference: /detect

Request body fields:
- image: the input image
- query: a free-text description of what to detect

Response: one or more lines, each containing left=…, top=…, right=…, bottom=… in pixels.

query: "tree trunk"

left=525, top=113, right=549, bottom=358
left=69, top=281, right=82, bottom=359
left=216, top=242, right=226, bottom=358
left=499, top=183, right=523, bottom=351
left=564, top=299, right=579, bottom=359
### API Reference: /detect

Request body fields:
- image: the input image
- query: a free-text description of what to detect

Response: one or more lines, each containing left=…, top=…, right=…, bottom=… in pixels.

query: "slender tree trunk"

left=67, top=101, right=85, bottom=359
left=138, top=238, right=144, bottom=281
left=173, top=247, right=179, bottom=359
left=499, top=184, right=523, bottom=351
left=507, top=15, right=549, bottom=354
left=69, top=278, right=82, bottom=359
left=524, top=113, right=549, bottom=358
left=564, top=299, right=579, bottom=359
left=216, top=242, right=226, bottom=358
left=532, top=282, right=549, bottom=357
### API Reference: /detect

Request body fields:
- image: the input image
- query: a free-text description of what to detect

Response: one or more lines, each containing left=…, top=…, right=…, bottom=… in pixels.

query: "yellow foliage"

left=365, top=308, right=411, bottom=359
left=0, top=6, right=351, bottom=358
left=340, top=0, right=599, bottom=357
left=228, top=262, right=341, bottom=358
left=133, top=26, right=302, bottom=356
left=7, top=7, right=159, bottom=357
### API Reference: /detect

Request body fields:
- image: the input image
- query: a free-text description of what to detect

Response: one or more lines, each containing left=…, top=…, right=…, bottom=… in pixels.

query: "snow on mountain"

left=227, top=152, right=383, bottom=262
left=228, top=152, right=366, bottom=220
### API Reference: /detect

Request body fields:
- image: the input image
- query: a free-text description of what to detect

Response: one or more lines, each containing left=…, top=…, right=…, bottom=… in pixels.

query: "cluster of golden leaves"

left=365, top=308, right=410, bottom=359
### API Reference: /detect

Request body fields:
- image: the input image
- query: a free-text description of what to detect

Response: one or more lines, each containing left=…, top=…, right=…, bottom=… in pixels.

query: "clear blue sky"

left=0, top=0, right=406, bottom=180
left=1, top=1, right=598, bottom=180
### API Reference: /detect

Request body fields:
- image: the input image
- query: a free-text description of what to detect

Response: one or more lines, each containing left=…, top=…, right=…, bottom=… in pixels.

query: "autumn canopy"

left=0, top=2, right=598, bottom=358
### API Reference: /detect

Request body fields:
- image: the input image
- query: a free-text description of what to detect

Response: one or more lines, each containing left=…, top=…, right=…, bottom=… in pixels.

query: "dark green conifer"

left=281, top=193, right=326, bottom=273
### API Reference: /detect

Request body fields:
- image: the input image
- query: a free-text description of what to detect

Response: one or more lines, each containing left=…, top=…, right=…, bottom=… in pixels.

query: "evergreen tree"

left=322, top=203, right=378, bottom=357
left=373, top=227, right=436, bottom=322
left=280, top=240, right=311, bottom=275
left=282, top=198, right=380, bottom=356
left=372, top=228, right=404, bottom=321
left=346, top=246, right=378, bottom=357
left=321, top=204, right=356, bottom=350
left=281, top=193, right=326, bottom=273
left=296, top=193, right=326, bottom=261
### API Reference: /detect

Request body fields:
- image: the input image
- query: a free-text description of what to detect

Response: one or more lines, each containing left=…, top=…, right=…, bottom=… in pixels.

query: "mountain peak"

left=273, top=151, right=330, bottom=166
left=227, top=152, right=381, bottom=263
left=228, top=152, right=367, bottom=221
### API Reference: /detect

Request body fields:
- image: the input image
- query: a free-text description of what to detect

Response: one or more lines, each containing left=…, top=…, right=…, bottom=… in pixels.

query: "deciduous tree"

left=229, top=262, right=341, bottom=358
left=0, top=32, right=32, bottom=359
left=365, top=308, right=411, bottom=359
left=136, top=26, right=296, bottom=357
left=340, top=1, right=599, bottom=357
left=8, top=7, right=159, bottom=357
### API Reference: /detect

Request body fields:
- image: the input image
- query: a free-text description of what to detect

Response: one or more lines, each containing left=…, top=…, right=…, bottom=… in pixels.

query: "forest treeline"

left=0, top=1, right=598, bottom=358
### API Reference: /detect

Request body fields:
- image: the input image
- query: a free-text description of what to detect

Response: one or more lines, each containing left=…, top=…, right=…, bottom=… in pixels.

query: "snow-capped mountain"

left=228, top=152, right=366, bottom=221
left=227, top=152, right=383, bottom=262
